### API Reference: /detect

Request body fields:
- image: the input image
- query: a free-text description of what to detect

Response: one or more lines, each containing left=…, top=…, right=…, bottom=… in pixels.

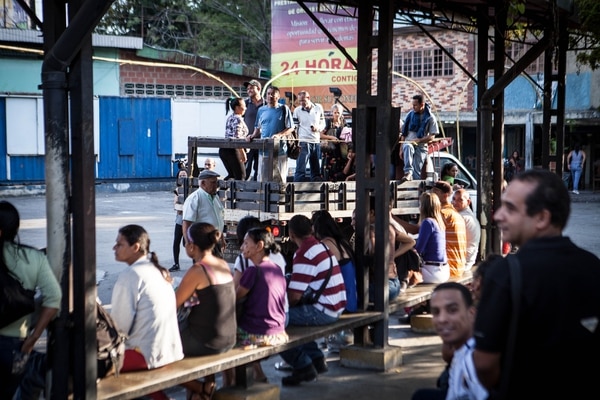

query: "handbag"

left=297, top=244, right=333, bottom=306
left=0, top=263, right=36, bottom=329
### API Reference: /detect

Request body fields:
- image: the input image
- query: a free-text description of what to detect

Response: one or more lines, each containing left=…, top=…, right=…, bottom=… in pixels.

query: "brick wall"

left=389, top=29, right=475, bottom=113
left=117, top=50, right=251, bottom=98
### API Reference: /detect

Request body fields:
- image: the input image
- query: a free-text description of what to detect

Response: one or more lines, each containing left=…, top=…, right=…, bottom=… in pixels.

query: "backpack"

left=97, top=301, right=126, bottom=379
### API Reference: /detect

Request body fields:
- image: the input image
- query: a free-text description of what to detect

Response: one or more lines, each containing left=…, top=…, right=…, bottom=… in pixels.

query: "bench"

left=388, top=269, right=474, bottom=314
left=97, top=271, right=474, bottom=399
left=97, top=311, right=383, bottom=400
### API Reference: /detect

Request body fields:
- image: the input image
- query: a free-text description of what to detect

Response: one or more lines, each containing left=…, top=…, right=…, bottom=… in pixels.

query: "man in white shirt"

left=411, top=282, right=487, bottom=400
left=182, top=169, right=225, bottom=257
left=293, top=90, right=325, bottom=182
left=451, top=189, right=481, bottom=269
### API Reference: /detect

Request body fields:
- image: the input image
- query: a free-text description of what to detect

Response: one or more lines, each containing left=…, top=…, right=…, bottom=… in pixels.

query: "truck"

left=183, top=136, right=477, bottom=262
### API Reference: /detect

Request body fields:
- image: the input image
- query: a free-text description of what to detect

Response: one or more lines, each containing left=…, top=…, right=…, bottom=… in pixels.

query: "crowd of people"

left=217, top=80, right=355, bottom=183
left=4, top=84, right=599, bottom=400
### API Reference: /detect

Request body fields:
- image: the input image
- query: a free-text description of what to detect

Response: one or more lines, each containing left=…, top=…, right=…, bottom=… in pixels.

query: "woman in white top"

left=111, top=224, right=184, bottom=400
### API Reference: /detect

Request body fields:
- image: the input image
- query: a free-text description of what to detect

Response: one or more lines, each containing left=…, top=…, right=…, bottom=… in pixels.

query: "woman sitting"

left=176, top=222, right=236, bottom=400
left=111, top=224, right=184, bottom=400
left=237, top=227, right=288, bottom=348
left=415, top=192, right=449, bottom=284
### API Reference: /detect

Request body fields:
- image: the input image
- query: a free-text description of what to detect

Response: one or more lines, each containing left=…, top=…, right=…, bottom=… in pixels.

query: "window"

left=393, top=48, right=453, bottom=79
left=489, top=42, right=547, bottom=74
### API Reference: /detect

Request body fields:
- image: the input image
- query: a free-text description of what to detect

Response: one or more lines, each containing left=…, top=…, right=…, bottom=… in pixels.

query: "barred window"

left=394, top=48, right=453, bottom=79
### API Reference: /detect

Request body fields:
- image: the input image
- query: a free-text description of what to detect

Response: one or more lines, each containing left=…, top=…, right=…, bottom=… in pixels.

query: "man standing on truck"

left=293, top=90, right=326, bottom=182
left=400, top=94, right=439, bottom=181
left=246, top=86, right=294, bottom=183
left=243, top=79, right=264, bottom=181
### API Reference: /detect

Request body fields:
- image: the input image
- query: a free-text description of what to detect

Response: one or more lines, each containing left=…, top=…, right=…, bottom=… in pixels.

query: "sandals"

left=186, top=380, right=215, bottom=400
left=200, top=380, right=216, bottom=400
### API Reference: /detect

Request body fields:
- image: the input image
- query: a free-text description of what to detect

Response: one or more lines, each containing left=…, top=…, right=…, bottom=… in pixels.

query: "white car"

left=426, top=151, right=478, bottom=210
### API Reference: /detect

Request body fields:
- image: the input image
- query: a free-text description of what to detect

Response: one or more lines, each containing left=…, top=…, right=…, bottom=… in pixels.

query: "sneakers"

left=169, top=264, right=180, bottom=272
left=572, top=190, right=580, bottom=194
left=281, top=364, right=318, bottom=386
left=401, top=172, right=413, bottom=182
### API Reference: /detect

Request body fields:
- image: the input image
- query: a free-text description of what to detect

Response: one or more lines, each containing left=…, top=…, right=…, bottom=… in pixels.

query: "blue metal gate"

left=98, top=97, right=172, bottom=179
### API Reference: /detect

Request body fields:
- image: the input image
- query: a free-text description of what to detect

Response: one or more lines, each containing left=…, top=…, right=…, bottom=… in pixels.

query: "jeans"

left=0, top=335, right=46, bottom=400
left=245, top=149, right=259, bottom=180
left=294, top=142, right=322, bottom=182
left=402, top=142, right=428, bottom=179
left=280, top=304, right=338, bottom=370
left=571, top=166, right=582, bottom=191
left=369, top=277, right=402, bottom=303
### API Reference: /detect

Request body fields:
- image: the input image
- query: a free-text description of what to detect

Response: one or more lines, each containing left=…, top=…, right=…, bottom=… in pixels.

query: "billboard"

left=271, top=1, right=357, bottom=111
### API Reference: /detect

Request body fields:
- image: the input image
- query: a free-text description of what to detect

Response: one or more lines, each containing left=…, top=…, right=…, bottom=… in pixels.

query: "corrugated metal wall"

left=97, top=97, right=172, bottom=179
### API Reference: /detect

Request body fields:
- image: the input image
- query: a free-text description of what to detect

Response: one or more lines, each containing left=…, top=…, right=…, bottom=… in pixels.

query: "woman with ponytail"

left=219, top=96, right=248, bottom=180
left=111, top=224, right=184, bottom=400
left=175, top=222, right=236, bottom=399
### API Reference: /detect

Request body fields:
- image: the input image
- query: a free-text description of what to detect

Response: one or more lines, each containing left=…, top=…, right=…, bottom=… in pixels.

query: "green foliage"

left=95, top=0, right=271, bottom=67
left=573, top=0, right=600, bottom=70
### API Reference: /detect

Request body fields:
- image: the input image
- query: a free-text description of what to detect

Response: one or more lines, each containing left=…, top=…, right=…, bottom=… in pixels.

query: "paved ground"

left=7, top=187, right=600, bottom=399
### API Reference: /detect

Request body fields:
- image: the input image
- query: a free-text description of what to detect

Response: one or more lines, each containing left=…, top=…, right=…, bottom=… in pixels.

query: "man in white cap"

left=178, top=169, right=225, bottom=264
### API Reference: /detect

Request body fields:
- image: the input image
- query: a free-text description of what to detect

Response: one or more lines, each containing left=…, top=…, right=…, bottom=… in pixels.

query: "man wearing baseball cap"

left=180, top=169, right=225, bottom=260
left=243, top=80, right=264, bottom=181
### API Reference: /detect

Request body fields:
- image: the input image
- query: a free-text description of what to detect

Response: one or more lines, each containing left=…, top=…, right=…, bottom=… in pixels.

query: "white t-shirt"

left=234, top=252, right=288, bottom=312
left=446, top=337, right=488, bottom=400
left=233, top=252, right=286, bottom=276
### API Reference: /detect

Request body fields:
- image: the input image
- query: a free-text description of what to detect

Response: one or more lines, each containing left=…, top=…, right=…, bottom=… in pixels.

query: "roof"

left=0, top=28, right=143, bottom=49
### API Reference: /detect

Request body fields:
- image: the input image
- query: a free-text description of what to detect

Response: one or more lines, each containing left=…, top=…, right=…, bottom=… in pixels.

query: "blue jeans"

left=294, top=142, right=322, bottom=182
left=280, top=304, right=338, bottom=370
left=0, top=335, right=46, bottom=399
left=402, top=143, right=428, bottom=179
left=571, top=166, right=582, bottom=191
left=369, top=277, right=402, bottom=303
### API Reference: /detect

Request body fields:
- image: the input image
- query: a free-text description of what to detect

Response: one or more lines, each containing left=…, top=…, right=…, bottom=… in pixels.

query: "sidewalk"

left=12, top=188, right=600, bottom=399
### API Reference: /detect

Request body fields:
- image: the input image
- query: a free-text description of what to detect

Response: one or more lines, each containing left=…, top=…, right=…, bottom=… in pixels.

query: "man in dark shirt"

left=243, top=79, right=264, bottom=181
left=473, top=169, right=600, bottom=399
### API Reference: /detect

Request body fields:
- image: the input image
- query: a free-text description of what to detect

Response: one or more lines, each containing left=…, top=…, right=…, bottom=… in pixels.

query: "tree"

left=572, top=0, right=600, bottom=70
left=95, top=0, right=271, bottom=67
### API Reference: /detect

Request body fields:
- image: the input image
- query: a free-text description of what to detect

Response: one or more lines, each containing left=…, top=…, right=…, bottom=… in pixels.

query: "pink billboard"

left=271, top=1, right=358, bottom=111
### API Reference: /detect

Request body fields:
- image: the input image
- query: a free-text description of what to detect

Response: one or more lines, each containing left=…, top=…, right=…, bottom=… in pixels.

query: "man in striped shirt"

left=280, top=215, right=347, bottom=386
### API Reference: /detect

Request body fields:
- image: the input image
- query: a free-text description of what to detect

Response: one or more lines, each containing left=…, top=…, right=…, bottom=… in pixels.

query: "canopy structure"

left=22, top=0, right=582, bottom=397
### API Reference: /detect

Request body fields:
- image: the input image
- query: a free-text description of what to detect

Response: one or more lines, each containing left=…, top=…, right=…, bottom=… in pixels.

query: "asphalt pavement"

left=5, top=187, right=600, bottom=399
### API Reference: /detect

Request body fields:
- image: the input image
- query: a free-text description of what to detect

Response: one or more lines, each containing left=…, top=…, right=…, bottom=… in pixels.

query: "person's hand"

left=245, top=135, right=253, bottom=142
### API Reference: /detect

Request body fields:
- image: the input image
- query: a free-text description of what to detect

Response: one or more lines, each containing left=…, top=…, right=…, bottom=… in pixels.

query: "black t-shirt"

left=474, top=236, right=600, bottom=399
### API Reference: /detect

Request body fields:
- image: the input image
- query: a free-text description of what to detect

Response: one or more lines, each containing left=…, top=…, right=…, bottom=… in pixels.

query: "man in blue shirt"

left=246, top=86, right=294, bottom=183
left=400, top=94, right=439, bottom=181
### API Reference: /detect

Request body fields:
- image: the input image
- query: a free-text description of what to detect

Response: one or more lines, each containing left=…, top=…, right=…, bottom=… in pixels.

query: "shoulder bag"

left=0, top=262, right=36, bottom=329
left=297, top=244, right=333, bottom=306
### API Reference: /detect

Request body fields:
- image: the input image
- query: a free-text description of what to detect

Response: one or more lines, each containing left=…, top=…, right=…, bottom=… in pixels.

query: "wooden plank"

left=387, top=273, right=474, bottom=314
left=97, top=312, right=383, bottom=400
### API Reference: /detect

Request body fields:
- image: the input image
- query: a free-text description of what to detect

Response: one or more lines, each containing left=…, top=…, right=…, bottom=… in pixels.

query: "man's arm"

left=472, top=349, right=502, bottom=390
left=393, top=216, right=420, bottom=235
left=246, top=127, right=261, bottom=141
left=182, top=220, right=192, bottom=245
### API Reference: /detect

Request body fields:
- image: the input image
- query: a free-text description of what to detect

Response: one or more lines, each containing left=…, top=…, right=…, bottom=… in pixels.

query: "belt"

left=423, top=261, right=446, bottom=267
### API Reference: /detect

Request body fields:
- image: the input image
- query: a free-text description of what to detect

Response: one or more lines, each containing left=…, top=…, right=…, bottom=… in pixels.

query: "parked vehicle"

left=184, top=136, right=477, bottom=262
